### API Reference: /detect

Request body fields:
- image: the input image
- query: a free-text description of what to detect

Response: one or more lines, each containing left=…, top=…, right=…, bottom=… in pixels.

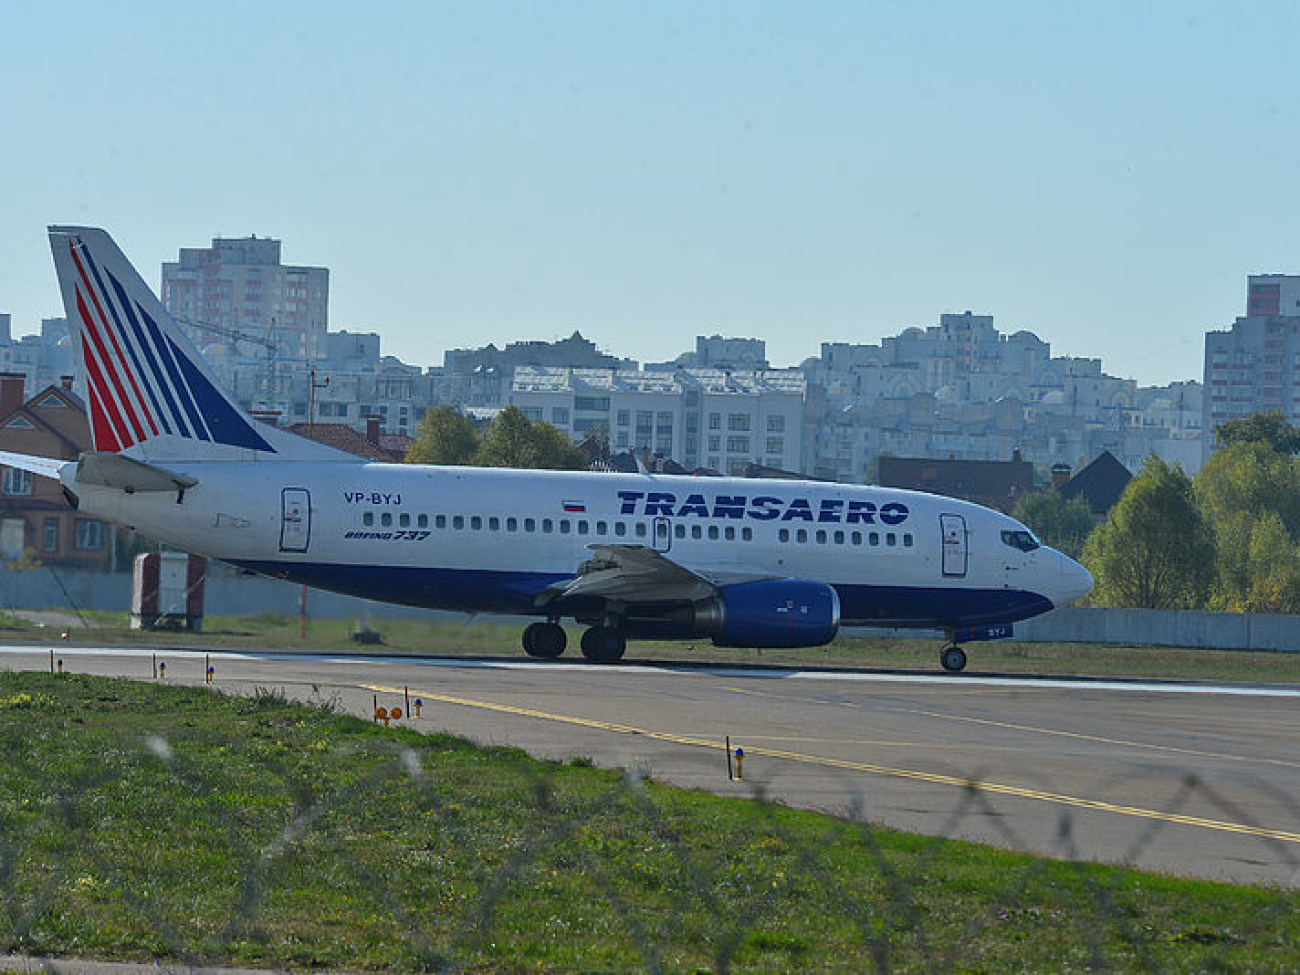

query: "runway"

left=3, top=643, right=1298, bottom=888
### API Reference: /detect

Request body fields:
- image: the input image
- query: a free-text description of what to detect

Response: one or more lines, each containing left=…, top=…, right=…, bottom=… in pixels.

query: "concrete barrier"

left=844, top=606, right=1298, bottom=652
left=0, top=565, right=453, bottom=624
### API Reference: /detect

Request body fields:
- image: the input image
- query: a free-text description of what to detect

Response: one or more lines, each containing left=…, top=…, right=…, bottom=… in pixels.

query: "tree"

left=1214, top=411, right=1300, bottom=454
left=1081, top=457, right=1213, bottom=609
left=405, top=405, right=480, bottom=465
left=1194, top=441, right=1300, bottom=538
left=1225, top=510, right=1300, bottom=613
left=1194, top=441, right=1300, bottom=612
left=1011, top=490, right=1095, bottom=560
left=474, top=406, right=588, bottom=470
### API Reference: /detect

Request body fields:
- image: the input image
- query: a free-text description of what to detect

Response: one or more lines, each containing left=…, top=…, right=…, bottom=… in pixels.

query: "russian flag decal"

left=562, top=500, right=586, bottom=513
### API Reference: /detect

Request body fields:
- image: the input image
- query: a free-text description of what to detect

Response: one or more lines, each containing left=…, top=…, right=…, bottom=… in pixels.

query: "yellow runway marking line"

left=703, top=735, right=936, bottom=747
left=909, top=709, right=1300, bottom=770
left=363, top=684, right=1300, bottom=846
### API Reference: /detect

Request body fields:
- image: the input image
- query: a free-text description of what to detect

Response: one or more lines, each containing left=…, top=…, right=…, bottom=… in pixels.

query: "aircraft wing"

left=537, top=544, right=719, bottom=606
left=0, top=449, right=73, bottom=481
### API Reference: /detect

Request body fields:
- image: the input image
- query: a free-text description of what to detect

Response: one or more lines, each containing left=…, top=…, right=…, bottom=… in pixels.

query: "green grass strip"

left=0, top=672, right=1295, bottom=972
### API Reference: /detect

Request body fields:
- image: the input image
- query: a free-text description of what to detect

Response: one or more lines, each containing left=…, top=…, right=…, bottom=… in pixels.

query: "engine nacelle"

left=692, top=578, right=841, bottom=648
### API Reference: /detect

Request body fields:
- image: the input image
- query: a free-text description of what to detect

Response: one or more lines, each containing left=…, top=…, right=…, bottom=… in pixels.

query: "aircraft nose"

left=1055, top=553, right=1093, bottom=607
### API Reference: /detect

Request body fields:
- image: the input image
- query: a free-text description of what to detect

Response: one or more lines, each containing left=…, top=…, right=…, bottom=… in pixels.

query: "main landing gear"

left=521, top=620, right=627, bottom=663
left=940, top=644, right=968, bottom=673
left=522, top=620, right=567, bottom=659
left=579, top=625, right=627, bottom=663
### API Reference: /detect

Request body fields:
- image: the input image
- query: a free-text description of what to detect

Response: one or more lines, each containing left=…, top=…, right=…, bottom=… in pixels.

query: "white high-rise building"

left=1203, top=274, right=1300, bottom=458
left=161, top=235, right=329, bottom=362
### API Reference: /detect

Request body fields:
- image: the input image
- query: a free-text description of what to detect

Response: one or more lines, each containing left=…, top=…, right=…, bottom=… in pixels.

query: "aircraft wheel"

left=940, top=645, right=967, bottom=672
left=523, top=621, right=567, bottom=658
left=580, top=626, right=626, bottom=663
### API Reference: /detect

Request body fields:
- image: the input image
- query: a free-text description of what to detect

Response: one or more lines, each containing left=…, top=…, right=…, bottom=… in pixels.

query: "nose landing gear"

left=940, top=644, right=967, bottom=672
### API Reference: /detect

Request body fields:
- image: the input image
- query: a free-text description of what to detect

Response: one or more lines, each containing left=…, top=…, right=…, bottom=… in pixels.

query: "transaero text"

left=616, top=491, right=910, bottom=525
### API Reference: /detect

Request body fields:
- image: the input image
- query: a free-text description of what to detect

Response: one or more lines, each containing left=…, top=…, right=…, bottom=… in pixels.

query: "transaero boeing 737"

left=0, top=227, right=1093, bottom=671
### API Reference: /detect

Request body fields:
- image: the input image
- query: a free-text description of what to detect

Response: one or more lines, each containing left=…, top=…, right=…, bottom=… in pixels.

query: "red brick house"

left=0, top=372, right=117, bottom=566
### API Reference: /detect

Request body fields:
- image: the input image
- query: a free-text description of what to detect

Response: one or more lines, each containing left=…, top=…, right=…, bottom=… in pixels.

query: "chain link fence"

left=1, top=679, right=1298, bottom=972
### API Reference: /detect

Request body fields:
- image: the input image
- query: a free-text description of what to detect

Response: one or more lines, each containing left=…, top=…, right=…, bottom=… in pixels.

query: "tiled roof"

left=283, top=422, right=407, bottom=462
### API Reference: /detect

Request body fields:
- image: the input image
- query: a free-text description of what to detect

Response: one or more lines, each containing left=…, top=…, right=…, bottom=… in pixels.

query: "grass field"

left=0, top=671, right=1296, bottom=972
left=5, top=608, right=1300, bottom=684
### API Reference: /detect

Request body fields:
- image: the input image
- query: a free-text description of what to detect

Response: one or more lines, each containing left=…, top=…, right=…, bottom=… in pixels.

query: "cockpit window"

left=1001, top=529, right=1040, bottom=552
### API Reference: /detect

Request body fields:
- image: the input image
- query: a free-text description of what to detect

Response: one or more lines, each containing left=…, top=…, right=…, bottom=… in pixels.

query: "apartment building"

left=508, top=366, right=806, bottom=474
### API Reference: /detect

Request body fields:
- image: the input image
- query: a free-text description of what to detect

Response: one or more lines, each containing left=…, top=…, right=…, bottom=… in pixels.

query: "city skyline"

left=4, top=2, right=1299, bottom=387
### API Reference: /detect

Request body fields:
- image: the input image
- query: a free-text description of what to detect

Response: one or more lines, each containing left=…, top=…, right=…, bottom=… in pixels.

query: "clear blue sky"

left=2, top=1, right=1297, bottom=386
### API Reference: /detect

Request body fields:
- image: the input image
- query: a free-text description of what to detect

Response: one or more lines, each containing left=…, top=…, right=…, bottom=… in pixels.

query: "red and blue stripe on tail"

left=50, top=227, right=274, bottom=457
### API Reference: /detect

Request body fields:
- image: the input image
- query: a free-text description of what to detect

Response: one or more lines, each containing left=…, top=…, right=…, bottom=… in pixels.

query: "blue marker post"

left=733, top=747, right=745, bottom=781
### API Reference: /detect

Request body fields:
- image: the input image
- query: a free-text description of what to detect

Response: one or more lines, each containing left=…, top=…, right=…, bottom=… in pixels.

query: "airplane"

left=0, top=226, right=1093, bottom=672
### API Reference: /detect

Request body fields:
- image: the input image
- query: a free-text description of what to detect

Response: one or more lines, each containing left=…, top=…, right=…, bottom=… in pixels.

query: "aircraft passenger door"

left=280, top=488, right=311, bottom=553
left=940, top=513, right=967, bottom=577
left=652, top=516, right=672, bottom=553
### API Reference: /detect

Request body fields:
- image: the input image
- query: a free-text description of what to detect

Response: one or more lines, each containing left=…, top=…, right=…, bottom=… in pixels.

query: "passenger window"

left=399, top=513, right=410, bottom=528
left=363, top=512, right=374, bottom=526
left=834, top=530, right=844, bottom=544
left=596, top=521, right=607, bottom=535
left=691, top=525, right=702, bottom=539
left=577, top=520, right=589, bottom=535
left=453, top=515, right=465, bottom=530
left=742, top=527, right=753, bottom=541
left=723, top=526, right=734, bottom=541
left=815, top=530, right=827, bottom=544
left=488, top=516, right=500, bottom=531
left=870, top=532, right=880, bottom=546
left=506, top=517, right=518, bottom=531
left=525, top=517, right=536, bottom=532
left=615, top=522, right=627, bottom=537
left=779, top=528, right=790, bottom=543
left=381, top=513, right=393, bottom=527
left=635, top=522, right=647, bottom=538
left=675, top=524, right=686, bottom=539
left=471, top=516, right=482, bottom=530
left=417, top=514, right=428, bottom=528
left=903, top=533, right=913, bottom=547
left=796, top=529, right=808, bottom=543
left=886, top=533, right=896, bottom=547
left=435, top=514, right=446, bottom=529
left=560, top=520, right=571, bottom=534
left=542, top=519, right=553, bottom=533
left=851, top=531, right=862, bottom=545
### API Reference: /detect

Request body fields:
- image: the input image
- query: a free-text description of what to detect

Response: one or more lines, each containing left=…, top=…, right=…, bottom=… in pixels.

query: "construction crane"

left=177, top=316, right=279, bottom=402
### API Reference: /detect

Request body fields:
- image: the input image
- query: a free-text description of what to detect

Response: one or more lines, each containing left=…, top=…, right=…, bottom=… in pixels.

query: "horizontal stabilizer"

left=0, top=449, right=72, bottom=481
left=76, top=451, right=198, bottom=494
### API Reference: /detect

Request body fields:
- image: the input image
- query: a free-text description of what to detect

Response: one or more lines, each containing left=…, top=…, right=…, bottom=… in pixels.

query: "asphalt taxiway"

left=3, top=643, right=1298, bottom=887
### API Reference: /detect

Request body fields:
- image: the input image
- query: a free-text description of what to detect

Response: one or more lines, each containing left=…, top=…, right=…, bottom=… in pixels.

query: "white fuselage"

left=65, top=461, right=1090, bottom=630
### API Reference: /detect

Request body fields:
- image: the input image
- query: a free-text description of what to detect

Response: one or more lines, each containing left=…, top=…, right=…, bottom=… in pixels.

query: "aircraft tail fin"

left=47, top=226, right=347, bottom=464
